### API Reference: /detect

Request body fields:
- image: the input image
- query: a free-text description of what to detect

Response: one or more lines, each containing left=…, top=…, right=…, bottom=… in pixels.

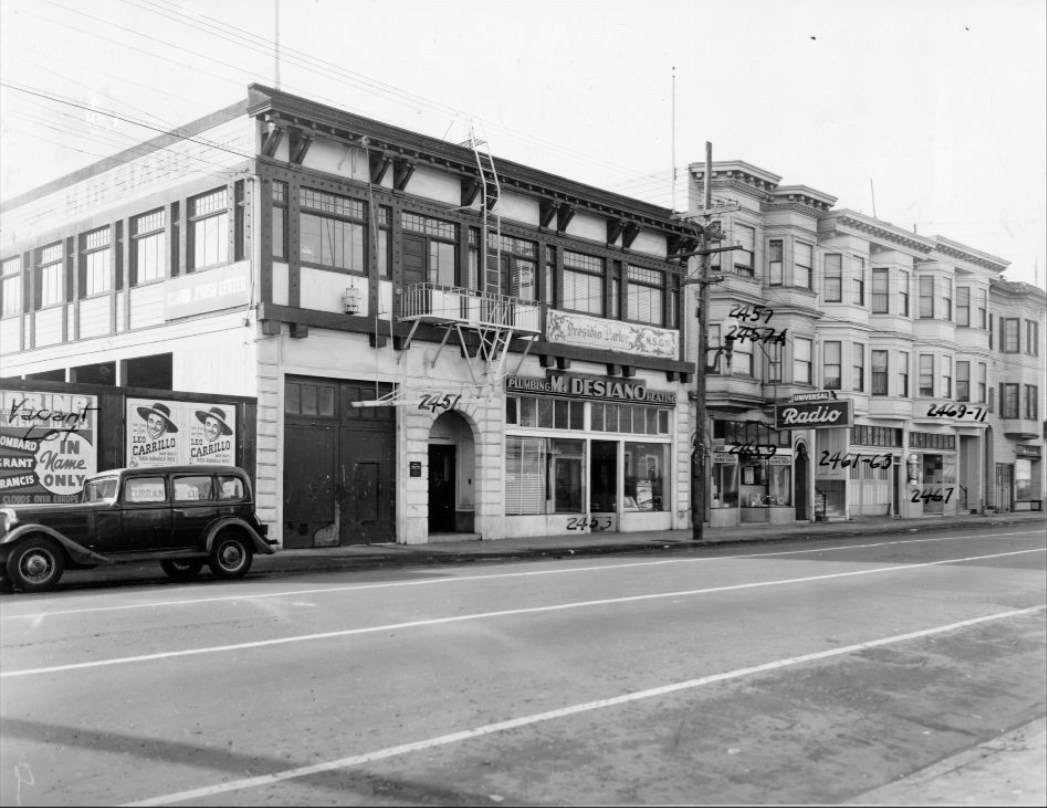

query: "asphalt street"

left=1, top=518, right=1044, bottom=806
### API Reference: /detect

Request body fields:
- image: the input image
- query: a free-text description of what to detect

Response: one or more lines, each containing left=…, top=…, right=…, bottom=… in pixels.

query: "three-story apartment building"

left=687, top=161, right=1045, bottom=526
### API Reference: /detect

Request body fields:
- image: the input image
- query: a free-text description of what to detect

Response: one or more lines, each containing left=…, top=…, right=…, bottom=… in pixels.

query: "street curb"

left=254, top=514, right=1045, bottom=576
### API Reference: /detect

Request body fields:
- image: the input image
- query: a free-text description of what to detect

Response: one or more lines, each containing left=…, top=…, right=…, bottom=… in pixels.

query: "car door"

left=170, top=473, right=218, bottom=550
left=119, top=474, right=173, bottom=552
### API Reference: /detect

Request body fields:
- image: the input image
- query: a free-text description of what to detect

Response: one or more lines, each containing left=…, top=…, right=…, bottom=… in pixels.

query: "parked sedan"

left=1, top=465, right=275, bottom=592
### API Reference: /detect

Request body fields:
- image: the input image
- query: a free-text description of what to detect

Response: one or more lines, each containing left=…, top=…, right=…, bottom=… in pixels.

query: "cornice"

left=769, top=184, right=837, bottom=213
left=932, top=236, right=1009, bottom=273
left=819, top=209, right=936, bottom=253
left=248, top=84, right=693, bottom=237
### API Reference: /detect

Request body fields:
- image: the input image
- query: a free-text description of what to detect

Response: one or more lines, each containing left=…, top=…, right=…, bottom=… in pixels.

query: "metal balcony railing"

left=399, top=282, right=542, bottom=334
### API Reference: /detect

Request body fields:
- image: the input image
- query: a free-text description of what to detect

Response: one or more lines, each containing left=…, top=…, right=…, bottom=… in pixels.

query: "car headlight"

left=0, top=508, right=17, bottom=535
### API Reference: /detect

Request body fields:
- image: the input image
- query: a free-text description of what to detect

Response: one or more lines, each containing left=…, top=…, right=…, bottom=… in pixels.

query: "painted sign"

left=775, top=400, right=852, bottom=430
left=164, top=261, right=251, bottom=320
left=126, top=398, right=237, bottom=468
left=545, top=309, right=678, bottom=359
left=505, top=374, right=676, bottom=405
left=0, top=389, right=99, bottom=504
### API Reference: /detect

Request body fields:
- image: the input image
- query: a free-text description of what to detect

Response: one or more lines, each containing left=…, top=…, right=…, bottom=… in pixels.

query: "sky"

left=1, top=0, right=1045, bottom=287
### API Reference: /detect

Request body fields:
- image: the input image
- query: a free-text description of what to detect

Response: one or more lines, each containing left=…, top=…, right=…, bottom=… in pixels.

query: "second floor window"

left=898, top=351, right=910, bottom=397
left=919, top=354, right=934, bottom=397
left=1002, top=318, right=1020, bottom=352
left=81, top=227, right=111, bottom=297
left=1026, top=320, right=1040, bottom=356
left=562, top=250, right=604, bottom=316
left=795, top=242, right=813, bottom=289
left=919, top=276, right=935, bottom=318
left=871, top=350, right=888, bottom=396
left=823, top=341, right=841, bottom=390
left=189, top=188, right=229, bottom=270
left=301, top=188, right=367, bottom=273
left=1, top=256, right=22, bottom=317
left=626, top=265, right=664, bottom=326
left=956, top=287, right=970, bottom=327
left=1001, top=383, right=1019, bottom=418
left=900, top=270, right=910, bottom=316
left=37, top=242, right=63, bottom=309
left=942, top=277, right=952, bottom=321
left=941, top=355, right=952, bottom=399
left=978, top=362, right=987, bottom=403
left=956, top=361, right=970, bottom=402
left=768, top=239, right=783, bottom=285
left=852, top=256, right=865, bottom=306
left=976, top=288, right=987, bottom=328
left=794, top=337, right=812, bottom=384
left=132, top=209, right=166, bottom=285
left=824, top=254, right=842, bottom=302
left=852, top=343, right=865, bottom=392
left=271, top=182, right=287, bottom=260
left=1025, top=385, right=1039, bottom=420
left=733, top=224, right=755, bottom=276
left=871, top=268, right=889, bottom=313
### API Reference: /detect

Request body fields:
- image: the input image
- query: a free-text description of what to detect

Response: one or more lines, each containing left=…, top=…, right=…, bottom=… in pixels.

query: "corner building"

left=0, top=85, right=701, bottom=547
left=685, top=161, right=1045, bottom=525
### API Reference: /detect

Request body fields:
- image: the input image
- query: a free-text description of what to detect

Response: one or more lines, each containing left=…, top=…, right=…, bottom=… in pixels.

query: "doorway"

left=428, top=445, right=456, bottom=532
left=794, top=444, right=808, bottom=520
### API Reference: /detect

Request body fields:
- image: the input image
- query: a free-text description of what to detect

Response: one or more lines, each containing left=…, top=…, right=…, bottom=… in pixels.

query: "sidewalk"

left=255, top=511, right=1046, bottom=576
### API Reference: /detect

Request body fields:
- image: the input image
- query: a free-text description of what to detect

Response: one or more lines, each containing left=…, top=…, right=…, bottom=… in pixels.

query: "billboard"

left=0, top=389, right=100, bottom=504
left=126, top=398, right=237, bottom=468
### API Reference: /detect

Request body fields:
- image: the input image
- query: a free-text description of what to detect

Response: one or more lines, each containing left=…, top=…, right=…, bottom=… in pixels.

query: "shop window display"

left=623, top=442, right=667, bottom=511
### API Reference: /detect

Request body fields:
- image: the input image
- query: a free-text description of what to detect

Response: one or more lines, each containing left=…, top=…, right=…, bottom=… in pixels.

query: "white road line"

left=2, top=529, right=1042, bottom=622
left=122, top=603, right=1047, bottom=807
left=2, top=546, right=1042, bottom=679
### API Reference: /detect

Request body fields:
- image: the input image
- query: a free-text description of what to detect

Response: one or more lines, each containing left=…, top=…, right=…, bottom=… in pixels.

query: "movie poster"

left=0, top=389, right=100, bottom=504
left=126, top=398, right=237, bottom=468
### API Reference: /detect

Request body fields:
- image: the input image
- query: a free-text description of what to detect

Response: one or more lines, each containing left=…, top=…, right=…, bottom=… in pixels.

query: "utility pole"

left=675, top=142, right=740, bottom=541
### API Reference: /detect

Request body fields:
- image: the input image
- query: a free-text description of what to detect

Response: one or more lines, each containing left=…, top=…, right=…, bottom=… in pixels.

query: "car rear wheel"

left=6, top=536, right=65, bottom=593
left=209, top=532, right=253, bottom=579
left=160, top=559, right=204, bottom=582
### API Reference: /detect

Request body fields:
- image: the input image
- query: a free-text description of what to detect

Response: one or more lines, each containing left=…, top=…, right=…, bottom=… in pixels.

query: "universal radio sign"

left=774, top=399, right=852, bottom=430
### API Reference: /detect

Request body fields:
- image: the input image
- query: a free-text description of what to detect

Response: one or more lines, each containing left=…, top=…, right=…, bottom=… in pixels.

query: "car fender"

left=205, top=518, right=275, bottom=555
left=1, top=524, right=112, bottom=566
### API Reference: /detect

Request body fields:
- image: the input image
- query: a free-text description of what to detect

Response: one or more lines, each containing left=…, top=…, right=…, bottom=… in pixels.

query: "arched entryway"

left=794, top=442, right=809, bottom=521
left=428, top=411, right=477, bottom=535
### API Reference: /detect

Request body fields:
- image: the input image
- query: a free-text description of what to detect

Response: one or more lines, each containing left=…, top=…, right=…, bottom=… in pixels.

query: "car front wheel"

left=6, top=536, right=65, bottom=593
left=209, top=532, right=253, bottom=579
left=161, top=559, right=204, bottom=582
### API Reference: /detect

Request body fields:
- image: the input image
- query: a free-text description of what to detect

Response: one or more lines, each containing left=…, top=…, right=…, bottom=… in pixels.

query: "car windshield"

left=82, top=477, right=119, bottom=503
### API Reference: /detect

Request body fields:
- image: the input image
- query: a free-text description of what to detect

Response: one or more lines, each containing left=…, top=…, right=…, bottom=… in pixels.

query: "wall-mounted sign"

left=712, top=452, right=735, bottom=463
left=126, top=398, right=237, bottom=468
left=410, top=461, right=422, bottom=477
left=0, top=389, right=100, bottom=504
left=164, top=261, right=251, bottom=320
left=1015, top=444, right=1041, bottom=458
left=545, top=309, right=678, bottom=359
left=505, top=374, right=676, bottom=405
left=775, top=400, right=852, bottom=430
left=791, top=390, right=839, bottom=403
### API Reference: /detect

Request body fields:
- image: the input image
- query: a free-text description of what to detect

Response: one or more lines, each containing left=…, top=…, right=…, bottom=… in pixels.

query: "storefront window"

left=712, top=463, right=738, bottom=508
left=768, top=462, right=792, bottom=506
left=1015, top=459, right=1032, bottom=502
left=505, top=437, right=585, bottom=514
left=740, top=461, right=768, bottom=507
left=624, top=442, right=667, bottom=511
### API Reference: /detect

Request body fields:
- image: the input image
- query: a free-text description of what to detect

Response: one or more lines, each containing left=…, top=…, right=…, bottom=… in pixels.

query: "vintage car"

left=0, top=465, right=275, bottom=593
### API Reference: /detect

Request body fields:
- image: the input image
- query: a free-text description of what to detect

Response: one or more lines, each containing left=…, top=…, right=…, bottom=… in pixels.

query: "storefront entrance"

left=795, top=444, right=808, bottom=521
left=283, top=377, right=396, bottom=548
left=428, top=445, right=456, bottom=532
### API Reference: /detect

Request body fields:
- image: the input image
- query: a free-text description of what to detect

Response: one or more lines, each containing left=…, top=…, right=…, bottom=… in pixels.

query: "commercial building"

left=0, top=84, right=700, bottom=547
left=684, top=161, right=1045, bottom=526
